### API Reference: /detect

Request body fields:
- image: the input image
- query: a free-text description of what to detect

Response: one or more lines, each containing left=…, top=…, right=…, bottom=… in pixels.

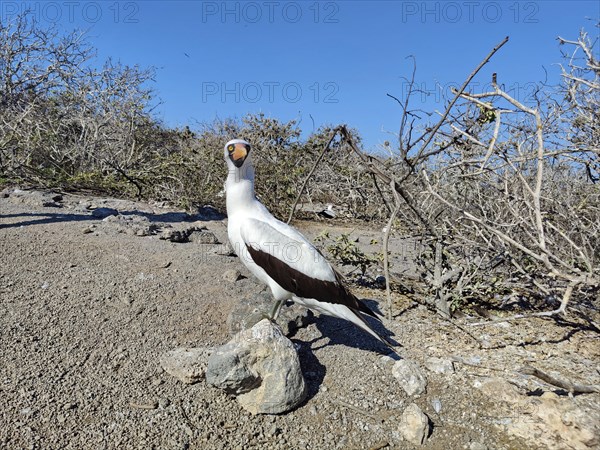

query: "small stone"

left=392, top=359, right=427, bottom=396
left=222, top=269, right=242, bottom=283
left=189, top=230, right=219, bottom=244
left=424, top=357, right=455, bottom=374
left=160, top=347, right=212, bottom=384
left=541, top=391, right=559, bottom=400
left=20, top=407, right=34, bottom=417
left=469, top=442, right=488, bottom=450
left=399, top=403, right=430, bottom=446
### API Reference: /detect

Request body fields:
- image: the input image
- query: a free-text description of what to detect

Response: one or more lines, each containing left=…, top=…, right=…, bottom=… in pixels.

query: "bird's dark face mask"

left=227, top=142, right=251, bottom=168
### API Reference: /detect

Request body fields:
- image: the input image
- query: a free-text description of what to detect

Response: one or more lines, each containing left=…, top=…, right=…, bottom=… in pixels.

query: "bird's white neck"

left=226, top=164, right=257, bottom=216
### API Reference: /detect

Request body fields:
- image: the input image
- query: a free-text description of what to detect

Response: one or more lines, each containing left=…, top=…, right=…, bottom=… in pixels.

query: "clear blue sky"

left=4, top=1, right=598, bottom=150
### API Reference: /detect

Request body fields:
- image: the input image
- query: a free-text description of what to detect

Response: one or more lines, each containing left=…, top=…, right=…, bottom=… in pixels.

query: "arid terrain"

left=1, top=189, right=599, bottom=450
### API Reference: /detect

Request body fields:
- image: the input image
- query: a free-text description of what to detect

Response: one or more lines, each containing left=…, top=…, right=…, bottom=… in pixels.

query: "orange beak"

left=230, top=143, right=249, bottom=167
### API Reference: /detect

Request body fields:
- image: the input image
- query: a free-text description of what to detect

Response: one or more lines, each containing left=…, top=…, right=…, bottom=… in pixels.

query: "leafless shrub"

left=0, top=12, right=160, bottom=196
left=345, top=32, right=599, bottom=321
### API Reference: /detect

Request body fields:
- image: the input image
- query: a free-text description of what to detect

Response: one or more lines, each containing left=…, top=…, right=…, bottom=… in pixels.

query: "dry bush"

left=349, top=32, right=599, bottom=320
left=147, top=116, right=389, bottom=219
left=0, top=13, right=159, bottom=193
left=0, top=14, right=387, bottom=221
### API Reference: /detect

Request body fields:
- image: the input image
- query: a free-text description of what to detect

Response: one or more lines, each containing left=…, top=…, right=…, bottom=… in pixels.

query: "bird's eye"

left=228, top=145, right=234, bottom=152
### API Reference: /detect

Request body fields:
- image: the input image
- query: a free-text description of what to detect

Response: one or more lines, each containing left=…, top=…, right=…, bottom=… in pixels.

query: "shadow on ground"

left=0, top=207, right=225, bottom=230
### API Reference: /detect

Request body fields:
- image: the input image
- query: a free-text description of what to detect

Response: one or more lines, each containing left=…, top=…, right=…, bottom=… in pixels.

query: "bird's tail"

left=292, top=296, right=397, bottom=352
left=350, top=307, right=398, bottom=352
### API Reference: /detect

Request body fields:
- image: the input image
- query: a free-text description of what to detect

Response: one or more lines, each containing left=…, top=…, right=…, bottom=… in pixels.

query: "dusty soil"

left=1, top=189, right=599, bottom=450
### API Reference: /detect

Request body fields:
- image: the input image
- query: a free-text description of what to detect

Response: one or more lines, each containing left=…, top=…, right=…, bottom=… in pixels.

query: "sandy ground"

left=1, top=189, right=599, bottom=450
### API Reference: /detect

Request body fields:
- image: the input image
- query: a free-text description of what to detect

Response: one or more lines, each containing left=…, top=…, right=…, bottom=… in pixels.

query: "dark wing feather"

left=246, top=244, right=378, bottom=319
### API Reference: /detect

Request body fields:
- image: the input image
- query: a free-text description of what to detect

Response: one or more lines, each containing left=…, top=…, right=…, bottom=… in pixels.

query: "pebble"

left=425, top=357, right=455, bottom=374
left=392, top=359, right=427, bottom=396
left=399, top=403, right=430, bottom=446
left=222, top=269, right=242, bottom=282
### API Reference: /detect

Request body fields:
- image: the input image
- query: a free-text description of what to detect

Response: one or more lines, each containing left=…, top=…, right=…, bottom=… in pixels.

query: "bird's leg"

left=269, top=299, right=284, bottom=321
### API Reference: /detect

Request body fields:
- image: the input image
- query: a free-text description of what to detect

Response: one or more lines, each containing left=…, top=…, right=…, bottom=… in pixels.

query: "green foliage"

left=315, top=231, right=381, bottom=275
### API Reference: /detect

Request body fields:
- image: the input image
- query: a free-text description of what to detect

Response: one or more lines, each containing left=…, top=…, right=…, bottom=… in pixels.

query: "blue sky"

left=3, top=1, right=598, bottom=149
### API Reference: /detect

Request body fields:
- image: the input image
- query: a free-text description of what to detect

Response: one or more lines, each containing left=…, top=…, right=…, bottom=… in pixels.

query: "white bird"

left=224, top=138, right=394, bottom=349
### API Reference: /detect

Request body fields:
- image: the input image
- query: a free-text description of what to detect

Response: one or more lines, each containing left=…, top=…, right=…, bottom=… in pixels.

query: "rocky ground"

left=1, top=188, right=599, bottom=450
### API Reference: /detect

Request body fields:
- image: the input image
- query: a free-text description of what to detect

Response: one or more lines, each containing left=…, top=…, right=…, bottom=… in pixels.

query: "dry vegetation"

left=1, top=13, right=598, bottom=323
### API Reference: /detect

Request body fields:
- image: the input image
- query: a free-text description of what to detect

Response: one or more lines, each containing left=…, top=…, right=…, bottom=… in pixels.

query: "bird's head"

left=224, top=139, right=251, bottom=169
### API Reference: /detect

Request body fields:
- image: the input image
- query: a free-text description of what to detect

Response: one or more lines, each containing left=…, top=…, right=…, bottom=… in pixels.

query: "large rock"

left=392, top=359, right=427, bottom=396
left=399, top=403, right=430, bottom=445
left=206, top=319, right=307, bottom=415
left=160, top=347, right=212, bottom=384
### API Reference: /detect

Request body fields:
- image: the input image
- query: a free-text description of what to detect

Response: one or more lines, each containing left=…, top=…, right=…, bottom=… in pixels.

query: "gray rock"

left=469, top=442, right=488, bottom=450
left=189, top=230, right=219, bottom=244
left=222, top=269, right=242, bottom=283
left=399, top=403, right=430, bottom=445
left=206, top=319, right=307, bottom=414
left=92, top=207, right=118, bottom=218
left=159, top=228, right=190, bottom=243
left=227, top=292, right=313, bottom=337
left=159, top=225, right=208, bottom=243
left=392, top=359, right=427, bottom=396
left=160, top=347, right=212, bottom=384
left=424, top=357, right=455, bottom=374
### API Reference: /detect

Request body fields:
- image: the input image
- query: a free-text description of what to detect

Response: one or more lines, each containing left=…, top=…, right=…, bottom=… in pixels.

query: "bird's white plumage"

left=224, top=138, right=391, bottom=347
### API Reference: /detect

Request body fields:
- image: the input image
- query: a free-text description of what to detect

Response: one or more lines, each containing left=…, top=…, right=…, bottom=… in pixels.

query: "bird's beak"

left=229, top=143, right=249, bottom=168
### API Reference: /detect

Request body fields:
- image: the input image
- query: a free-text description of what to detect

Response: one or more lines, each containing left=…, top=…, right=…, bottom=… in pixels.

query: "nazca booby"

left=224, top=138, right=394, bottom=348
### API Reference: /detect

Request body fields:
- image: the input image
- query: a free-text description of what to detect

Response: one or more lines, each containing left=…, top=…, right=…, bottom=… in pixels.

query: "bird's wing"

left=240, top=218, right=376, bottom=317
